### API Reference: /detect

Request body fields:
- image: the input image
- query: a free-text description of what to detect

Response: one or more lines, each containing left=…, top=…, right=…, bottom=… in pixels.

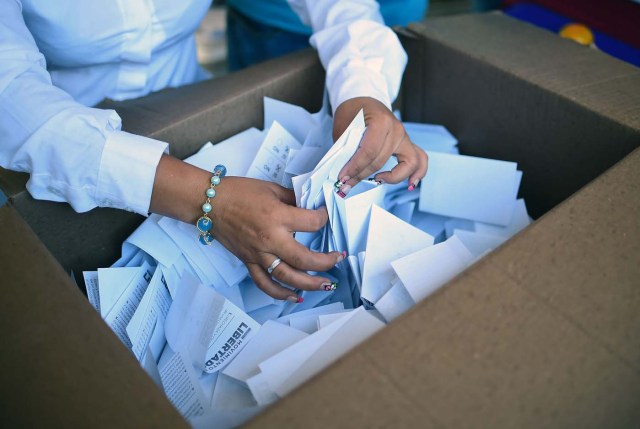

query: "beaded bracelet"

left=196, top=164, right=227, bottom=245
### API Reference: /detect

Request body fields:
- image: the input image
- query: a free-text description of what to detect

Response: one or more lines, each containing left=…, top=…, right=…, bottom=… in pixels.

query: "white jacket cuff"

left=96, top=131, right=168, bottom=215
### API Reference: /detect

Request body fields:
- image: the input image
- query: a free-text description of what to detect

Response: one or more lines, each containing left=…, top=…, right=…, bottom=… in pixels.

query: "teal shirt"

left=226, top=0, right=428, bottom=35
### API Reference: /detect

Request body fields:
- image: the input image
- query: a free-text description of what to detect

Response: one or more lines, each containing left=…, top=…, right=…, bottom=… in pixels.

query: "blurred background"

left=195, top=0, right=639, bottom=77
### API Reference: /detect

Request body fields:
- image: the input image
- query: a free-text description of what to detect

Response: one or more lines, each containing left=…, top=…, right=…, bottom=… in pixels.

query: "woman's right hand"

left=150, top=155, right=344, bottom=302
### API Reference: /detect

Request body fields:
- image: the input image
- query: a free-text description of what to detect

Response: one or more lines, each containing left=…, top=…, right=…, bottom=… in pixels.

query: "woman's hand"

left=212, top=176, right=344, bottom=301
left=150, top=155, right=343, bottom=302
left=333, top=97, right=428, bottom=195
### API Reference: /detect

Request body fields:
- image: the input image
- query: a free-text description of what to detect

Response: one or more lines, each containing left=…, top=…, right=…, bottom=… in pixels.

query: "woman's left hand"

left=332, top=97, right=428, bottom=195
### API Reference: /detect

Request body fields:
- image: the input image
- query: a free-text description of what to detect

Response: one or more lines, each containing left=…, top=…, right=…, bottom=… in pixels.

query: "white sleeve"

left=0, top=0, right=167, bottom=215
left=287, top=0, right=407, bottom=112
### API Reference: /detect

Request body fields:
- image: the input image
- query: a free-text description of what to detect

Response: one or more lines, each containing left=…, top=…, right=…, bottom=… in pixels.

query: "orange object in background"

left=559, top=23, right=595, bottom=46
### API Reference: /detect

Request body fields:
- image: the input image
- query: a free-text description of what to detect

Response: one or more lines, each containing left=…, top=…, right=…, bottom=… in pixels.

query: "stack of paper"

left=83, top=97, right=531, bottom=428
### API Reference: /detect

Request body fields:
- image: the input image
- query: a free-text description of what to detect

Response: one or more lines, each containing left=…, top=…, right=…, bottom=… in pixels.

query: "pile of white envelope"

left=82, top=97, right=530, bottom=428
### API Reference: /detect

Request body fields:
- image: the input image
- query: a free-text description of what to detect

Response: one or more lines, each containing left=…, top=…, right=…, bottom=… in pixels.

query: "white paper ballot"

left=165, top=272, right=225, bottom=371
left=419, top=152, right=518, bottom=226
left=248, top=302, right=287, bottom=324
left=316, top=310, right=353, bottom=329
left=274, top=302, right=345, bottom=325
left=104, top=262, right=154, bottom=348
left=97, top=266, right=140, bottom=318
left=83, top=271, right=100, bottom=313
left=361, top=205, right=434, bottom=304
left=157, top=217, right=226, bottom=287
left=211, top=374, right=257, bottom=411
left=474, top=198, right=531, bottom=238
left=335, top=181, right=386, bottom=256
left=246, top=121, right=302, bottom=183
left=445, top=218, right=475, bottom=239
left=289, top=313, right=321, bottom=334
left=123, top=214, right=181, bottom=268
left=301, top=110, right=365, bottom=210
left=203, top=297, right=260, bottom=374
left=392, top=235, right=474, bottom=303
left=410, top=211, right=449, bottom=241
left=452, top=229, right=507, bottom=259
left=198, top=372, right=219, bottom=407
left=240, top=278, right=275, bottom=313
left=158, top=347, right=208, bottom=420
left=185, top=128, right=264, bottom=176
left=375, top=280, right=415, bottom=323
left=273, top=308, right=385, bottom=397
left=264, top=97, right=317, bottom=144
left=223, top=321, right=308, bottom=384
left=403, top=122, right=458, bottom=154
left=127, top=267, right=172, bottom=361
left=246, top=372, right=279, bottom=406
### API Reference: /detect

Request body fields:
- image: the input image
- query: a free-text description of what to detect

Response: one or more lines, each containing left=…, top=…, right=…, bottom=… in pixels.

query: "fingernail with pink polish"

left=333, top=176, right=350, bottom=192
left=337, top=184, right=351, bottom=198
left=408, top=184, right=415, bottom=191
left=322, top=282, right=338, bottom=291
left=288, top=295, right=303, bottom=303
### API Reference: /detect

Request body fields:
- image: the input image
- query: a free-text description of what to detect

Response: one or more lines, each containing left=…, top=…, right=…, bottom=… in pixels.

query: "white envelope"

left=223, top=321, right=307, bottom=384
left=419, top=152, right=518, bottom=226
left=391, top=235, right=474, bottom=303
left=361, top=205, right=434, bottom=304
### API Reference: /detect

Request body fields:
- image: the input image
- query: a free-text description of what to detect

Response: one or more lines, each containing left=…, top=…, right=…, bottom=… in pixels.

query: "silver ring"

left=267, top=257, right=282, bottom=275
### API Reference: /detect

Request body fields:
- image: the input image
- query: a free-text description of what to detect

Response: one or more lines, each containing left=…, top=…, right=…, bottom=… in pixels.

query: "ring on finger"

left=267, top=257, right=282, bottom=275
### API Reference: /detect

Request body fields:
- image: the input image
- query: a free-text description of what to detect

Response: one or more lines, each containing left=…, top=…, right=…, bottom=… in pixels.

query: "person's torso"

left=21, top=0, right=211, bottom=105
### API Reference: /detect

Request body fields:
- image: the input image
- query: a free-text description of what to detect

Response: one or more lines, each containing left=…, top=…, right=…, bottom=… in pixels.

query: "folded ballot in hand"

left=83, top=97, right=531, bottom=427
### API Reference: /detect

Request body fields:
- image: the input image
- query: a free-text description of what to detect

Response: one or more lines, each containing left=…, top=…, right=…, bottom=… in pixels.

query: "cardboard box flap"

left=0, top=205, right=187, bottom=428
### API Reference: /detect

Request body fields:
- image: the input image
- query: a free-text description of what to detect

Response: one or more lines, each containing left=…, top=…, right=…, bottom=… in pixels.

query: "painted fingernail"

left=408, top=184, right=415, bottom=191
left=322, top=282, right=338, bottom=291
left=342, top=250, right=347, bottom=259
left=336, top=184, right=351, bottom=198
left=333, top=176, right=350, bottom=192
left=288, top=295, right=304, bottom=303
left=368, top=178, right=384, bottom=185
left=336, top=252, right=345, bottom=263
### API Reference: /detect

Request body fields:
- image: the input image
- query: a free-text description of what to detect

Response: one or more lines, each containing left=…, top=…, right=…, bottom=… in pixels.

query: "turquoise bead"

left=211, top=175, right=221, bottom=186
left=202, top=202, right=212, bottom=213
left=198, top=232, right=214, bottom=245
left=214, top=164, right=227, bottom=178
left=197, top=216, right=212, bottom=232
left=206, top=188, right=216, bottom=198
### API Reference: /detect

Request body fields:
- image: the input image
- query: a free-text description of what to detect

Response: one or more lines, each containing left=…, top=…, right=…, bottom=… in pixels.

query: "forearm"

left=288, top=0, right=407, bottom=111
left=149, top=154, right=213, bottom=224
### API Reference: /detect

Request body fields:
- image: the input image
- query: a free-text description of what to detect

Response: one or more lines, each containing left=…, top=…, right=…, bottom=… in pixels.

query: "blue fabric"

left=226, top=0, right=428, bottom=71
left=505, top=4, right=640, bottom=67
left=226, top=6, right=311, bottom=71
left=226, top=0, right=428, bottom=35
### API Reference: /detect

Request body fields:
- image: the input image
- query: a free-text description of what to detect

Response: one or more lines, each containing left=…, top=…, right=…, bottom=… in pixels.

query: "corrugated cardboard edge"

left=0, top=204, right=188, bottom=429
left=399, top=13, right=640, bottom=219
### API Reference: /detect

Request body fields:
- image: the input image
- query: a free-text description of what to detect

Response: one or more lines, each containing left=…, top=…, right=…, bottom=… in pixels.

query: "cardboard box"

left=1, top=12, right=639, bottom=428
